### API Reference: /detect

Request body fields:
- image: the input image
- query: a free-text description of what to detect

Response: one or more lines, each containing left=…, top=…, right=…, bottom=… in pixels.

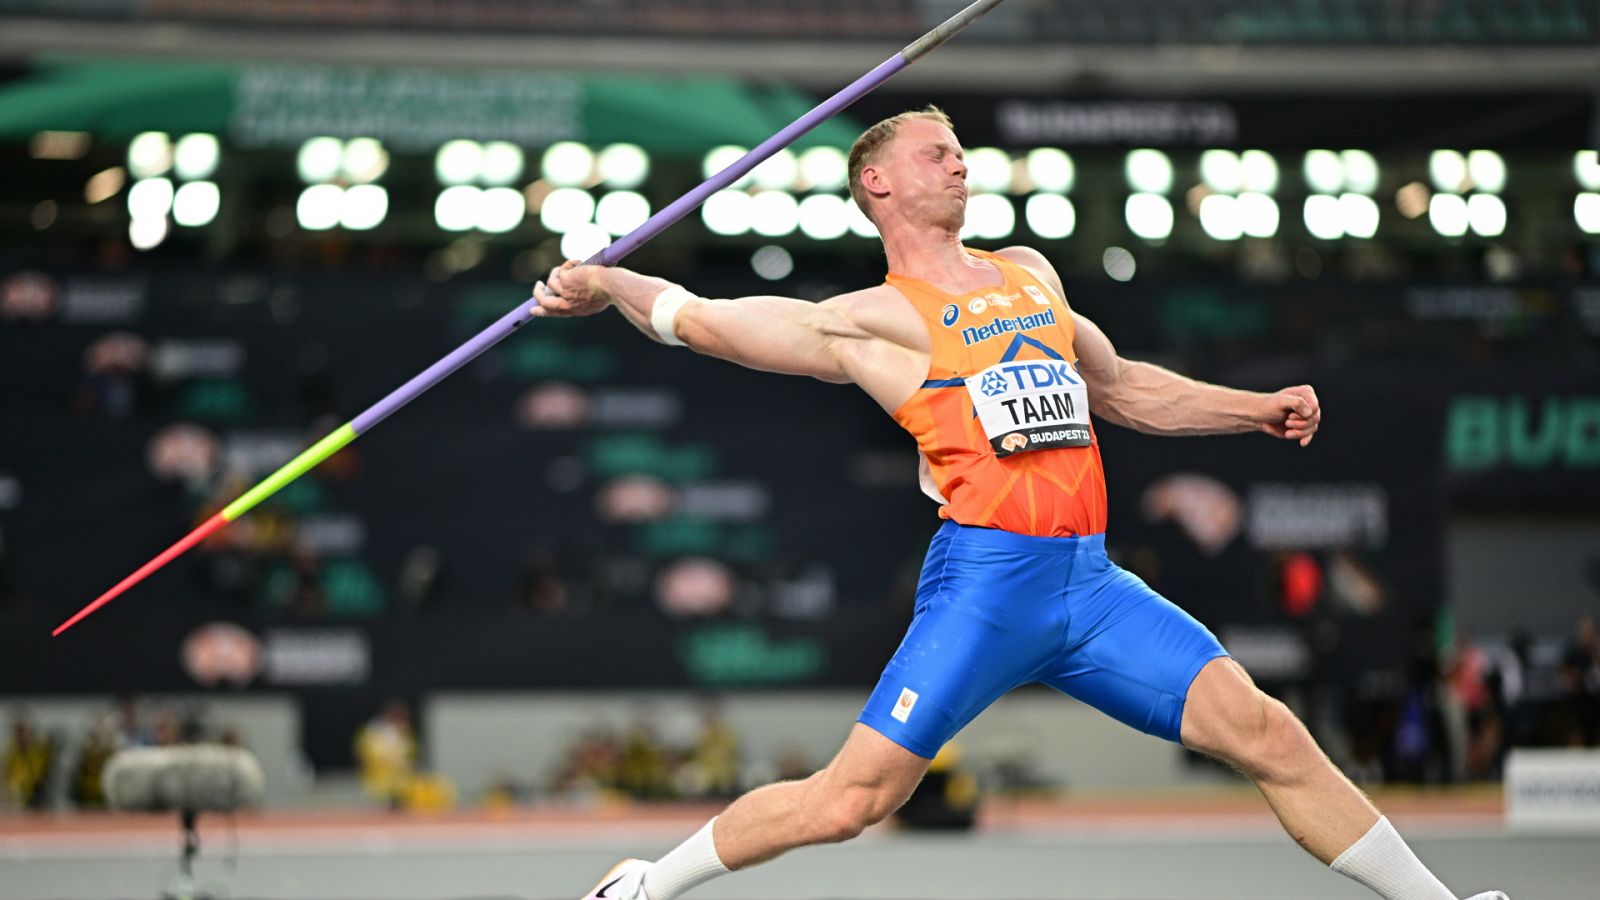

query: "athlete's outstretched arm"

left=994, top=246, right=1321, bottom=446
left=1071, top=313, right=1319, bottom=444
left=533, top=261, right=871, bottom=384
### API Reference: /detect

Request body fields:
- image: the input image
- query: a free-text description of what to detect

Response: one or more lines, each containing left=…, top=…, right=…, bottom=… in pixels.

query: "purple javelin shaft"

left=348, top=0, right=1005, bottom=435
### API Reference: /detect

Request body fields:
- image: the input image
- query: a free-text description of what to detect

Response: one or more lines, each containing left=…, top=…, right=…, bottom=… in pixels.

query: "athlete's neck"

left=881, top=229, right=1002, bottom=295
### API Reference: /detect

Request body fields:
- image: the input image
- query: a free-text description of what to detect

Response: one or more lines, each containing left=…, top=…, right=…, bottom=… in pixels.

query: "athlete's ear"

left=859, top=161, right=892, bottom=202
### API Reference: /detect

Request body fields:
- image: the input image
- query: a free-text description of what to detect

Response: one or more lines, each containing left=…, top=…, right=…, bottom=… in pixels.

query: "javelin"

left=52, top=0, right=1008, bottom=636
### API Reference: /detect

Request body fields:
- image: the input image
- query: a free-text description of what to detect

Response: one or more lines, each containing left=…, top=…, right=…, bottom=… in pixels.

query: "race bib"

left=964, top=359, right=1092, bottom=458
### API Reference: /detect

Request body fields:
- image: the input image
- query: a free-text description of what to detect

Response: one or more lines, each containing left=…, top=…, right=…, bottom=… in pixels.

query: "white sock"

left=641, top=818, right=730, bottom=900
left=1330, top=816, right=1456, bottom=900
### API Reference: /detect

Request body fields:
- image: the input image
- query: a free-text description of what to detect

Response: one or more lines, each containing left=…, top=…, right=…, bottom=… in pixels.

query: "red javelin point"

left=53, top=512, right=230, bottom=636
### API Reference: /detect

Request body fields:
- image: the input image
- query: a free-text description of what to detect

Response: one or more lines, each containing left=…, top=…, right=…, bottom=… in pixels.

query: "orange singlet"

left=890, top=249, right=1108, bottom=538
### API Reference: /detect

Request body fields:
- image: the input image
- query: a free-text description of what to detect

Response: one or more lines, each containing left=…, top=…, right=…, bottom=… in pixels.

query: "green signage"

left=1446, top=395, right=1600, bottom=471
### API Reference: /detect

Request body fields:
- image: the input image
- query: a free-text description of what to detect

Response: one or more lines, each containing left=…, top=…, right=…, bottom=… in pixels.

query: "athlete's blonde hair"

left=847, top=105, right=955, bottom=224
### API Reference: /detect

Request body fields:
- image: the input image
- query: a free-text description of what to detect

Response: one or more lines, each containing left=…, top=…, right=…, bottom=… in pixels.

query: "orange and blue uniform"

left=856, top=250, right=1227, bottom=758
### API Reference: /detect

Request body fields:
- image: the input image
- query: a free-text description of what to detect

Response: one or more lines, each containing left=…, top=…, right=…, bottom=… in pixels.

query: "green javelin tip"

left=220, top=423, right=358, bottom=521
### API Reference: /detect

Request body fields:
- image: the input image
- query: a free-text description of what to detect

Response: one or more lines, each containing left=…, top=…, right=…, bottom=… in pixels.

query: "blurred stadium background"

left=1, top=1, right=1598, bottom=898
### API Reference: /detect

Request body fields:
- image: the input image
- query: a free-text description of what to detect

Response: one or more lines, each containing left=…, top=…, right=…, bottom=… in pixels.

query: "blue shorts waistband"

left=937, top=519, right=1106, bottom=555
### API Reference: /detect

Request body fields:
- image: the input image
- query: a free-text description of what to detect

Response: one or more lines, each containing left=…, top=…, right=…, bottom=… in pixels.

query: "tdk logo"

left=980, top=362, right=1080, bottom=396
left=941, top=304, right=960, bottom=327
left=960, top=308, right=1056, bottom=346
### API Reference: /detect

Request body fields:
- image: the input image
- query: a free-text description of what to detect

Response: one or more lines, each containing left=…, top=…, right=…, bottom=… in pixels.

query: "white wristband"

left=651, top=286, right=694, bottom=347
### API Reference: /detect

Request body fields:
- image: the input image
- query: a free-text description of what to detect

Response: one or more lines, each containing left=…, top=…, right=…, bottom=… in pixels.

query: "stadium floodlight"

left=128, top=132, right=172, bottom=179
left=1125, top=149, right=1173, bottom=194
left=127, top=178, right=175, bottom=220
left=541, top=142, right=594, bottom=187
left=599, top=144, right=650, bottom=189
left=480, top=142, right=526, bottom=187
left=128, top=215, right=168, bottom=251
left=749, top=190, right=801, bottom=237
left=1024, top=193, right=1075, bottom=239
left=1467, top=150, right=1506, bottom=194
left=1303, top=194, right=1344, bottom=240
left=1102, top=246, right=1136, bottom=282
left=1125, top=193, right=1174, bottom=240
left=341, top=138, right=389, bottom=184
left=1340, top=150, right=1379, bottom=195
left=85, top=168, right=126, bottom=205
left=962, top=193, right=1015, bottom=240
left=1339, top=193, right=1379, bottom=239
left=751, top=245, right=795, bottom=281
left=173, top=134, right=220, bottom=181
left=1240, top=150, right=1279, bottom=194
left=172, top=181, right=220, bottom=227
left=433, top=185, right=480, bottom=232
left=595, top=191, right=652, bottom=237
left=1576, top=151, right=1600, bottom=191
left=1467, top=193, right=1506, bottom=237
left=753, top=150, right=800, bottom=191
left=436, top=140, right=484, bottom=186
left=1428, top=192, right=1469, bottom=237
left=799, top=147, right=848, bottom=192
left=1026, top=148, right=1074, bottom=194
left=1200, top=150, right=1243, bottom=194
left=1576, top=193, right=1600, bottom=234
left=339, top=185, right=388, bottom=231
left=702, top=189, right=754, bottom=236
left=297, top=137, right=343, bottom=184
left=539, top=187, right=597, bottom=234
left=703, top=146, right=755, bottom=190
left=1198, top=194, right=1242, bottom=241
left=1429, top=150, right=1468, bottom=193
left=1303, top=150, right=1343, bottom=194
left=298, top=184, right=344, bottom=231
left=797, top=193, right=850, bottom=240
left=965, top=147, right=1013, bottom=194
left=560, top=223, right=612, bottom=261
left=1237, top=192, right=1280, bottom=238
left=477, top=188, right=527, bottom=233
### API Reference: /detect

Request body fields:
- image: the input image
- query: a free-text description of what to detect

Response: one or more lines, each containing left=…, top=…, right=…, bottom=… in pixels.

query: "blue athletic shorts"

left=858, top=520, right=1229, bottom=758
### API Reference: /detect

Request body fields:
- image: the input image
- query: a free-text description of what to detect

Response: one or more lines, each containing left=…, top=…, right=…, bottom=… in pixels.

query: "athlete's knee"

left=1223, top=691, right=1319, bottom=783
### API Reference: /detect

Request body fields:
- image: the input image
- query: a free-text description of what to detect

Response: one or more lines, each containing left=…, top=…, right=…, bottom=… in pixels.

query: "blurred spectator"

left=3, top=712, right=54, bottom=811
left=547, top=707, right=751, bottom=804
left=71, top=714, right=118, bottom=809
left=551, top=725, right=624, bottom=797
left=617, top=718, right=674, bottom=801
left=113, top=694, right=152, bottom=748
left=1558, top=614, right=1600, bottom=746
left=517, top=547, right=569, bottom=614
left=355, top=699, right=417, bottom=808
left=682, top=706, right=739, bottom=800
left=74, top=332, right=147, bottom=420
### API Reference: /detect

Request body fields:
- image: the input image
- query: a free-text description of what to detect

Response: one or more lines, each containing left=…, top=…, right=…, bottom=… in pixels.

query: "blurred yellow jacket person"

left=354, top=700, right=415, bottom=807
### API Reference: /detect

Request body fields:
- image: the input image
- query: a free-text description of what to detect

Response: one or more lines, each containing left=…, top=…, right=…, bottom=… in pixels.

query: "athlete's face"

left=869, top=119, right=968, bottom=231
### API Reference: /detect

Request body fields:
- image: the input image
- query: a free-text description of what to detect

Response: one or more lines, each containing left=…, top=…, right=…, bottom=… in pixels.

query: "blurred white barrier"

left=425, top=687, right=1201, bottom=801
left=1506, top=747, right=1600, bottom=832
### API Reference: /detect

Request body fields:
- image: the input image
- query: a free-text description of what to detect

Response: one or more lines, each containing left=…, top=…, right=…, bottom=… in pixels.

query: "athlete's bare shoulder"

left=820, top=283, right=930, bottom=353
left=994, top=245, right=1068, bottom=301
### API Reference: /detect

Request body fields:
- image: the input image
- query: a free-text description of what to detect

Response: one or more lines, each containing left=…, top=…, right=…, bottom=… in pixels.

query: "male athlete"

left=536, top=109, right=1508, bottom=900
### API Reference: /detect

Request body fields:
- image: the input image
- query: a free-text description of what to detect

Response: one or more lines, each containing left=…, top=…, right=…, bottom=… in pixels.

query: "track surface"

left=2, top=792, right=1592, bottom=899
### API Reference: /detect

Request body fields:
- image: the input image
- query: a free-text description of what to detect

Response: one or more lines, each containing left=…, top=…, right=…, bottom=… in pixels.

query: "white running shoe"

left=1464, top=893, right=1509, bottom=899
left=579, top=858, right=650, bottom=900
